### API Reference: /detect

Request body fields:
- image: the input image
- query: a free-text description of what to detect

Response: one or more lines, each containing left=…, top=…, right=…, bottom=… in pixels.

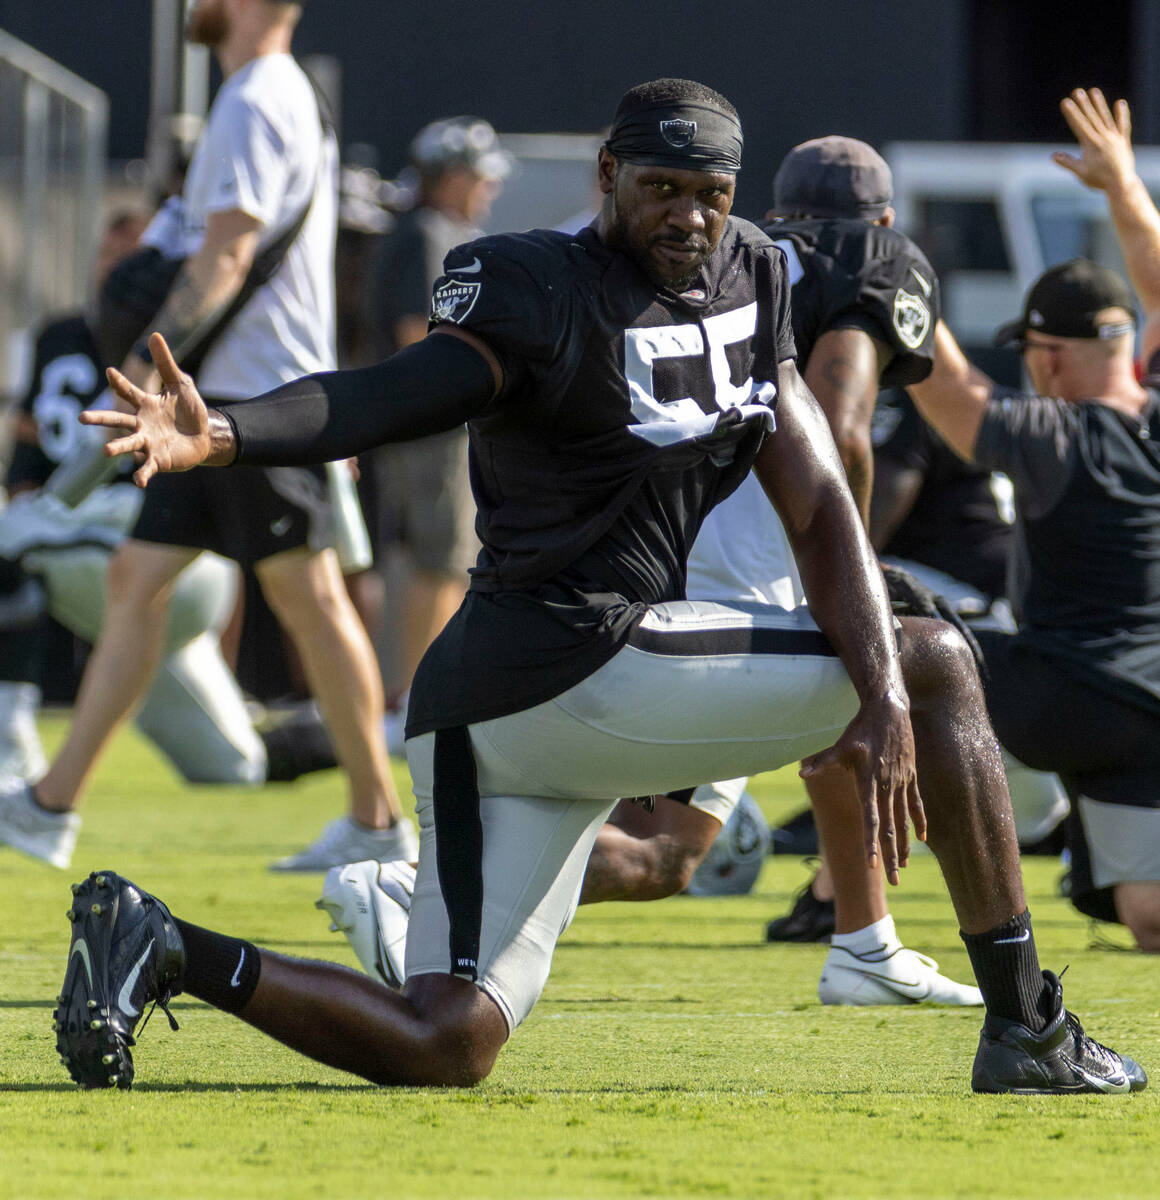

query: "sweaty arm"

left=906, top=321, right=995, bottom=461
left=753, top=358, right=923, bottom=876
left=802, top=325, right=892, bottom=527
left=94, top=326, right=500, bottom=484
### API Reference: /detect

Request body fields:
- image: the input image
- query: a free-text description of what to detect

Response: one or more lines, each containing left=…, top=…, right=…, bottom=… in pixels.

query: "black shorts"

left=131, top=456, right=332, bottom=568
left=975, top=630, right=1160, bottom=921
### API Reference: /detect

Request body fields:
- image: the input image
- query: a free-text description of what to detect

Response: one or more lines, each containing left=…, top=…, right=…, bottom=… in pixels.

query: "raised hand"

left=1054, top=87, right=1135, bottom=193
left=83, top=333, right=214, bottom=487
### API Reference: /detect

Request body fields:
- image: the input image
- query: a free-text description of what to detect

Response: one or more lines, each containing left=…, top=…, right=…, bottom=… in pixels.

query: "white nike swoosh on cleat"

left=1063, top=1057, right=1130, bottom=1092
left=70, top=939, right=93, bottom=987
left=230, top=948, right=246, bottom=988
left=117, top=939, right=154, bottom=1018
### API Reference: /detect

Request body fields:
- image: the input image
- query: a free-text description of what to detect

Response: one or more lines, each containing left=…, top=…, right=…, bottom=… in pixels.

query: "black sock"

left=174, top=919, right=262, bottom=1013
left=961, top=910, right=1051, bottom=1030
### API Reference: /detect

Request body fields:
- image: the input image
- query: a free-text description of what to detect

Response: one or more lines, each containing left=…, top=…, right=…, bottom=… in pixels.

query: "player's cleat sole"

left=271, top=815, right=419, bottom=872
left=0, top=777, right=80, bottom=869
left=54, top=871, right=185, bottom=1089
left=819, top=944, right=983, bottom=1006
left=972, top=970, right=1147, bottom=1094
left=765, top=882, right=835, bottom=943
left=317, top=859, right=415, bottom=988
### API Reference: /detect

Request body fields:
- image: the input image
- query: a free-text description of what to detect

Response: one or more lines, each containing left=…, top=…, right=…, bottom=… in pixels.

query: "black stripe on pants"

left=432, top=725, right=485, bottom=981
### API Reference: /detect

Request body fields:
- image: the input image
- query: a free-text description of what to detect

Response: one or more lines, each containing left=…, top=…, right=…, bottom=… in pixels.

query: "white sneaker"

left=0, top=778, right=80, bottom=869
left=269, top=815, right=419, bottom=872
left=818, top=944, right=984, bottom=1006
left=317, top=859, right=416, bottom=988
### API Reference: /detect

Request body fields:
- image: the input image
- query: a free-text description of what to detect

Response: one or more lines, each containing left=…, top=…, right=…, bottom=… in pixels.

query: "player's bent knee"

left=1115, top=883, right=1160, bottom=952
left=401, top=972, right=509, bottom=1086
left=898, top=616, right=981, bottom=710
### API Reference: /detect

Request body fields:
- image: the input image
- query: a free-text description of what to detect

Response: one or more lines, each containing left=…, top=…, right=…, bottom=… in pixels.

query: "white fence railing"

left=0, top=28, right=108, bottom=400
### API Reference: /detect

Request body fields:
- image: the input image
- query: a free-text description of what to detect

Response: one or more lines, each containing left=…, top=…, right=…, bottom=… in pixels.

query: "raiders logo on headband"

left=660, top=119, right=697, bottom=148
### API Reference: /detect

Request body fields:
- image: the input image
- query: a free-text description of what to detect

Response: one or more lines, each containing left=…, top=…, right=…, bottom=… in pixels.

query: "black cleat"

left=764, top=881, right=835, bottom=943
left=972, top=971, right=1147, bottom=1094
left=54, top=871, right=185, bottom=1090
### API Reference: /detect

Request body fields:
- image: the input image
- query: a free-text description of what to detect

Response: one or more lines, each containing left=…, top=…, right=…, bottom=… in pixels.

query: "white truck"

left=884, top=141, right=1160, bottom=378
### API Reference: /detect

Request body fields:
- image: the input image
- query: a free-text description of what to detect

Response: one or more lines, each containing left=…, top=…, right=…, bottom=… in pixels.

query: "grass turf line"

left=0, top=714, right=1156, bottom=1199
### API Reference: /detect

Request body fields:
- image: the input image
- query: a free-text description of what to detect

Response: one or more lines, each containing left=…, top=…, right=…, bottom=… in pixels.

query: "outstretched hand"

left=83, top=332, right=212, bottom=487
left=799, top=692, right=926, bottom=886
left=1054, top=87, right=1135, bottom=193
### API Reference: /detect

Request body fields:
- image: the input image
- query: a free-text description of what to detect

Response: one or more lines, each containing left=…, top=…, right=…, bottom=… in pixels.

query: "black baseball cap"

left=994, top=258, right=1137, bottom=346
left=772, top=135, right=893, bottom=220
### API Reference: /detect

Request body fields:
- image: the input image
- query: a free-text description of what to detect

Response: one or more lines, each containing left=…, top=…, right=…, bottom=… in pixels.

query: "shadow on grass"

left=0, top=1081, right=380, bottom=1094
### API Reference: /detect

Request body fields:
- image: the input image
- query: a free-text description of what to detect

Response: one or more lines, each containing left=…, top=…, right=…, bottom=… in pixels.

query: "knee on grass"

left=1115, top=883, right=1160, bottom=952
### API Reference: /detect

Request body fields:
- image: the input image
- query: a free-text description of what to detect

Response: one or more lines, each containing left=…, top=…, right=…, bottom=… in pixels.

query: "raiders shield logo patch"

left=893, top=288, right=930, bottom=350
left=430, top=279, right=482, bottom=325
left=660, top=119, right=697, bottom=148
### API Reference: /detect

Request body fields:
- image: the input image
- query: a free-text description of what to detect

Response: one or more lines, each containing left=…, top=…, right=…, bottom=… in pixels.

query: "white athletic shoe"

left=316, top=858, right=416, bottom=988
left=818, top=944, right=984, bottom=1006
left=270, top=815, right=419, bottom=872
left=0, top=777, right=80, bottom=869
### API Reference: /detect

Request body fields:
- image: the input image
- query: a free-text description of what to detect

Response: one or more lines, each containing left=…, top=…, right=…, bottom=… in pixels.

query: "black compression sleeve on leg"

left=223, top=333, right=498, bottom=466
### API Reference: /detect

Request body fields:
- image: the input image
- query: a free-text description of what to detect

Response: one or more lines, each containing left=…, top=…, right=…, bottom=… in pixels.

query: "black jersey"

left=7, top=315, right=122, bottom=492
left=974, top=386, right=1160, bottom=712
left=872, top=391, right=1013, bottom=599
left=407, top=218, right=795, bottom=735
left=759, top=218, right=939, bottom=384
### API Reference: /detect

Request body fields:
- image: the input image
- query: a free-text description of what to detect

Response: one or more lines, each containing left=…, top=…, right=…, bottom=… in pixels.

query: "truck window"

left=915, top=198, right=1010, bottom=277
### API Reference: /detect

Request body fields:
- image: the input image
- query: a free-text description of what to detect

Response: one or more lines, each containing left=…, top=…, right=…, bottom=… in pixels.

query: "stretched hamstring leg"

left=237, top=954, right=506, bottom=1086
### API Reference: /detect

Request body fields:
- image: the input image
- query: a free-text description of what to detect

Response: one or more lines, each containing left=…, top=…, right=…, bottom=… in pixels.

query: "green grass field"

left=1, top=714, right=1157, bottom=1200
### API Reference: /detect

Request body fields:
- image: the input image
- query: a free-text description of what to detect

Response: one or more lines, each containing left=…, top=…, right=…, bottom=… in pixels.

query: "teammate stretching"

left=61, top=80, right=1142, bottom=1095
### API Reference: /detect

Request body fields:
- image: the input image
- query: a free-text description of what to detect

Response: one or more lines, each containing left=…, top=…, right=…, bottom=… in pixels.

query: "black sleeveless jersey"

left=408, top=218, right=795, bottom=735
left=759, top=217, right=939, bottom=384
left=7, top=315, right=124, bottom=492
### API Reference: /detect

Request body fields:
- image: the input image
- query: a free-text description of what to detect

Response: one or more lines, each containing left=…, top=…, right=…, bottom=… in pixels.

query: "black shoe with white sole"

left=54, top=871, right=185, bottom=1089
left=972, top=971, right=1147, bottom=1094
left=764, top=882, right=836, bottom=943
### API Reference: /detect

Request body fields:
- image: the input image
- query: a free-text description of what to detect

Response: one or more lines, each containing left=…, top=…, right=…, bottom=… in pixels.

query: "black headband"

left=605, top=100, right=743, bottom=174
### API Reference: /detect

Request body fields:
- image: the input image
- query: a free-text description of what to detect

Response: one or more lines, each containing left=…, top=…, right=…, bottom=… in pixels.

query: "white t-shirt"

left=685, top=473, right=805, bottom=609
left=144, top=54, right=337, bottom=398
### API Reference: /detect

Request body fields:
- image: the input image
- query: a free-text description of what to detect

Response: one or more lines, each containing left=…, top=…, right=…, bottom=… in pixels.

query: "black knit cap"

left=773, top=136, right=893, bottom=220
left=995, top=258, right=1137, bottom=345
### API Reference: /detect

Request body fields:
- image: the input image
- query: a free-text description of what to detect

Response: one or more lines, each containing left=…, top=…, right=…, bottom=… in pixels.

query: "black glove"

left=880, top=563, right=984, bottom=670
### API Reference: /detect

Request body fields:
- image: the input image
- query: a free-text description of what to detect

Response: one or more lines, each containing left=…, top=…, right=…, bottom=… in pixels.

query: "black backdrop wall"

left=2, top=1, right=1147, bottom=222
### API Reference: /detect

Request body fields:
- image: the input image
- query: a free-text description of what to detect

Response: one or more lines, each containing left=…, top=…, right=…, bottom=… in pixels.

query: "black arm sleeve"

left=223, top=333, right=498, bottom=466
